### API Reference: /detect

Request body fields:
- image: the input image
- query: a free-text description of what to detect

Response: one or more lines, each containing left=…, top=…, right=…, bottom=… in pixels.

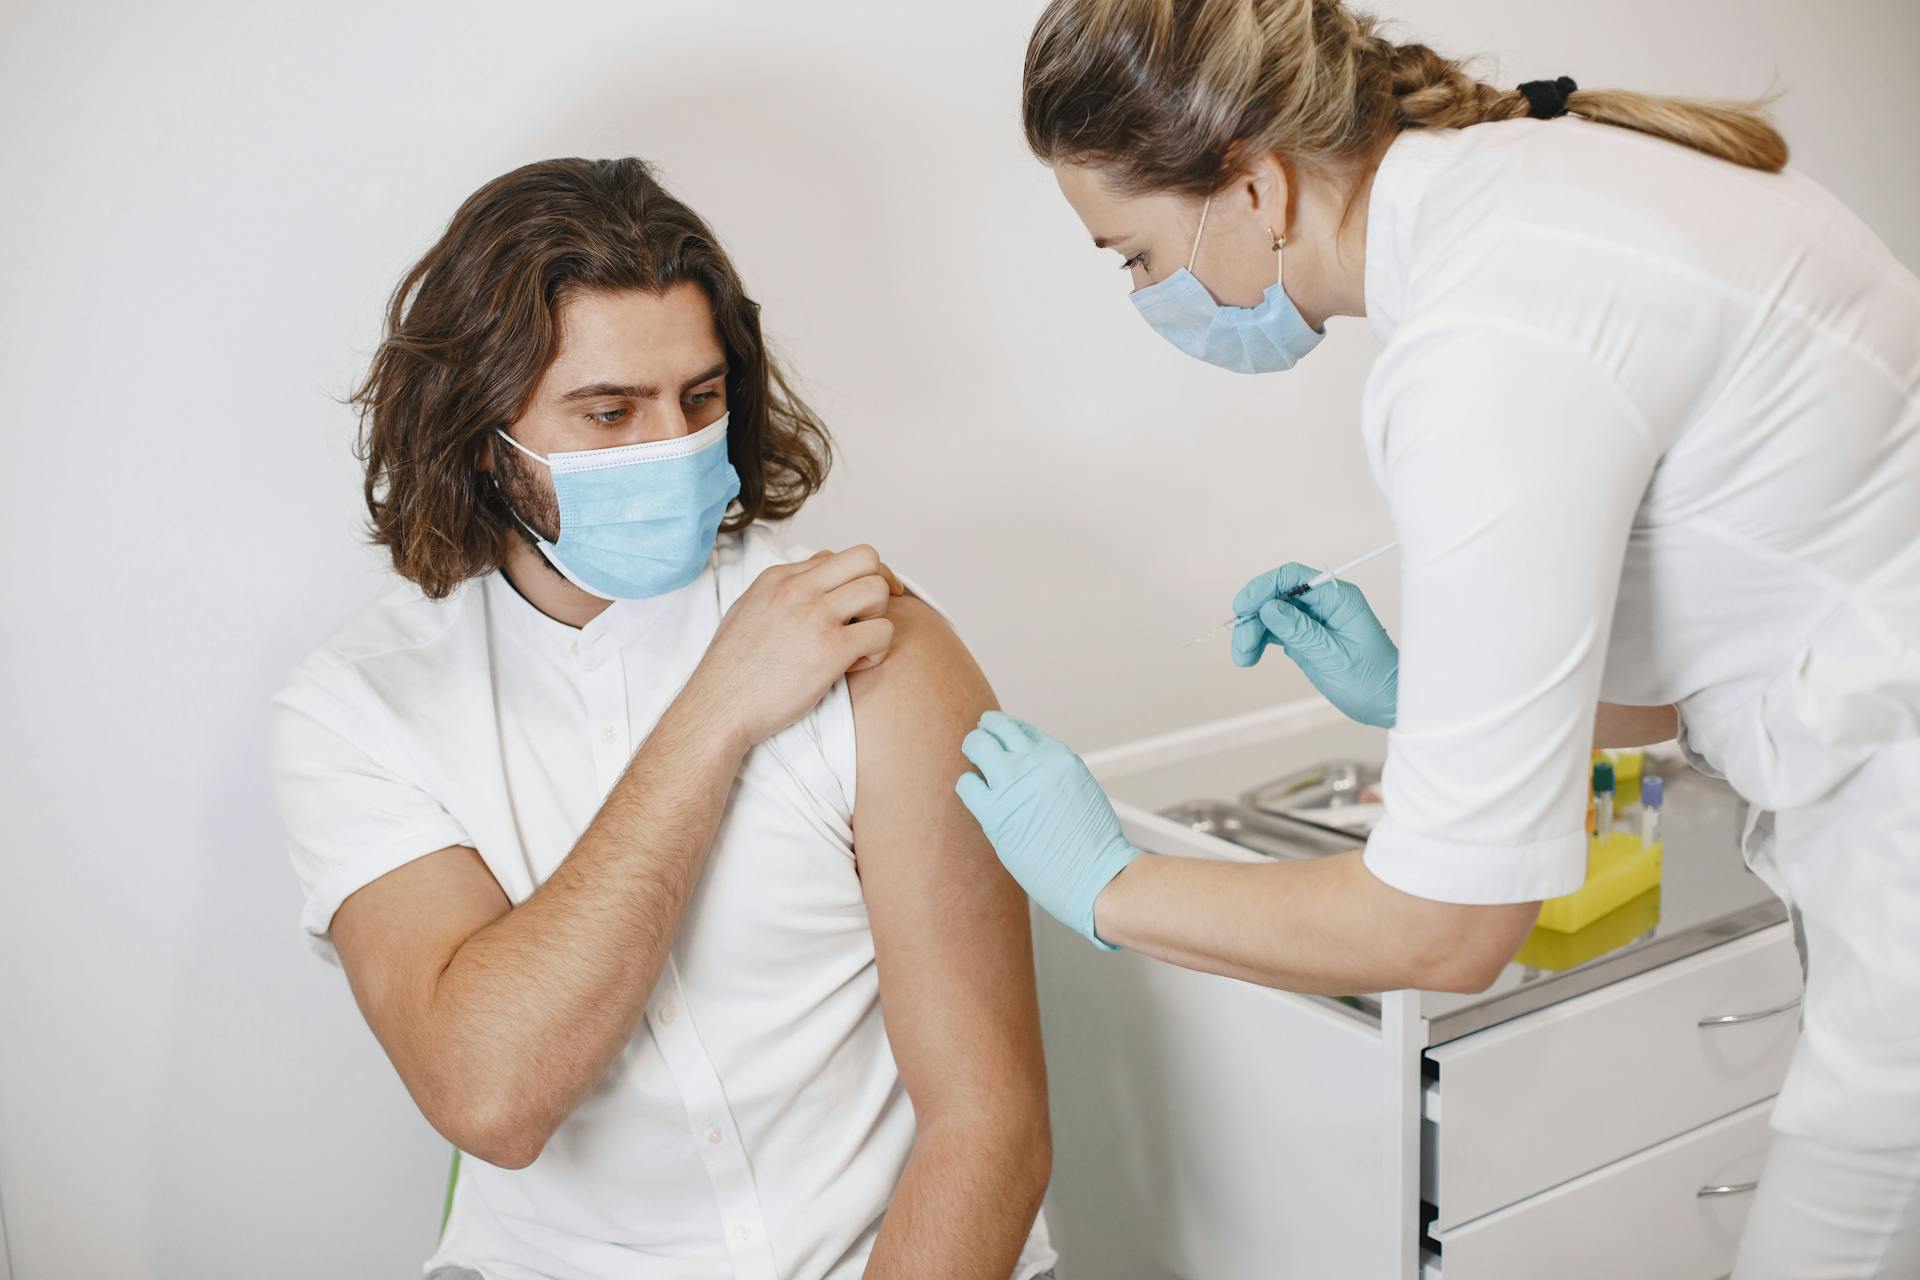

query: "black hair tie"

left=1518, top=76, right=1578, bottom=120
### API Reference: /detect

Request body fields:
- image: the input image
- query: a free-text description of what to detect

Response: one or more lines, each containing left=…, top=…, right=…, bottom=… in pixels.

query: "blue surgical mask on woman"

left=1130, top=195, right=1325, bottom=374
left=493, top=413, right=741, bottom=600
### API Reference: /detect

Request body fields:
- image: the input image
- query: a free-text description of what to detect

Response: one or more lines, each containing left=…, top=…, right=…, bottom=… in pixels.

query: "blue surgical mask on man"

left=1129, top=195, right=1325, bottom=374
left=493, top=413, right=741, bottom=600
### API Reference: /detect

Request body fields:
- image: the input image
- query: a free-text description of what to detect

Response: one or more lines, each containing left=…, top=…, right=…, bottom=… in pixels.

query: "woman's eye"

left=1120, top=252, right=1147, bottom=273
left=688, top=391, right=719, bottom=407
left=589, top=408, right=628, bottom=425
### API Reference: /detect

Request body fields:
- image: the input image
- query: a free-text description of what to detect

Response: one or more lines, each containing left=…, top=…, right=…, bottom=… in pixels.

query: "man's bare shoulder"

left=845, top=592, right=992, bottom=727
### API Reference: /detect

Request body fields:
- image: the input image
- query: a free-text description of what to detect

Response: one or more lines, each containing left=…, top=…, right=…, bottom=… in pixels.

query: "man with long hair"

left=270, top=157, right=1057, bottom=1280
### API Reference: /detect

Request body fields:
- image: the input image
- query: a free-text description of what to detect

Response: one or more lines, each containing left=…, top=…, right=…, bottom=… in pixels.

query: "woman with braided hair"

left=952, top=2, right=1920, bottom=1273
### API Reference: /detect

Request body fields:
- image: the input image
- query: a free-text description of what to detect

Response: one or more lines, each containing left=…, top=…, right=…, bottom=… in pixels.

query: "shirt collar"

left=484, top=554, right=715, bottom=659
left=1364, top=127, right=1455, bottom=345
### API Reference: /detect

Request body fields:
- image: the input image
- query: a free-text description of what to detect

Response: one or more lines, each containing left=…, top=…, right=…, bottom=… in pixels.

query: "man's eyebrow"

left=1092, top=232, right=1133, bottom=250
left=558, top=362, right=729, bottom=402
left=560, top=381, right=652, bottom=401
left=679, top=360, right=729, bottom=391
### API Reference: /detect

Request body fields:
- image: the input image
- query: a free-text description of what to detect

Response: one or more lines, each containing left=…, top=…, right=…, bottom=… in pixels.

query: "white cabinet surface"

left=1035, top=706, right=1799, bottom=1280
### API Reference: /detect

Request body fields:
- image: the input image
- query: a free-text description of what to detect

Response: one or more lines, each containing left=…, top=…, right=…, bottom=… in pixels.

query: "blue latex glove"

left=955, top=711, right=1138, bottom=951
left=1230, top=562, right=1400, bottom=729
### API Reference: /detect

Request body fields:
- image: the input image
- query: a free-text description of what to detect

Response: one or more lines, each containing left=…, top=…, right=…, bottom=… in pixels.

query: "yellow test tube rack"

left=1516, top=883, right=1661, bottom=970
left=1534, top=828, right=1664, bottom=934
left=1609, top=748, right=1645, bottom=808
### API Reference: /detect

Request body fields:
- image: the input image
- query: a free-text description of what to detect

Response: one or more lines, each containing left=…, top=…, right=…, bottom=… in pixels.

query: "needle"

left=1181, top=540, right=1401, bottom=649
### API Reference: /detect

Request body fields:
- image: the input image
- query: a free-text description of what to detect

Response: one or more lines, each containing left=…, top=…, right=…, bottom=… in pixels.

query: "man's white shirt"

left=271, top=526, right=1056, bottom=1280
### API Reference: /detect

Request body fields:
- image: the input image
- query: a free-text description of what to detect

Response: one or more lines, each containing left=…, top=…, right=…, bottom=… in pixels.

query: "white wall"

left=1, top=1, right=1914, bottom=1276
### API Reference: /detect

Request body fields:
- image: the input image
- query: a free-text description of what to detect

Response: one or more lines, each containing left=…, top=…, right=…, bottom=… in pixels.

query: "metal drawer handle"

left=1698, top=1181, right=1759, bottom=1198
left=1698, top=996, right=1801, bottom=1028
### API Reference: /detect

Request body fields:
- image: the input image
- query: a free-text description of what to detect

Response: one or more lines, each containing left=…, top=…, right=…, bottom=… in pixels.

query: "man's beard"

left=490, top=444, right=577, bottom=587
left=492, top=441, right=562, bottom=546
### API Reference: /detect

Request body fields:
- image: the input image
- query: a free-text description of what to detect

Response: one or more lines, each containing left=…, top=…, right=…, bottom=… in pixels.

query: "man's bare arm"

left=330, top=548, right=900, bottom=1169
left=331, top=697, right=745, bottom=1169
left=850, top=597, right=1051, bottom=1279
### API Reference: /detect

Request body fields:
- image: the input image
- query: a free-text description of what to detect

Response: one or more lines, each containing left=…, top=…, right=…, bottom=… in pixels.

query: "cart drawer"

left=1424, top=925, right=1799, bottom=1230
left=1433, top=1097, right=1772, bottom=1279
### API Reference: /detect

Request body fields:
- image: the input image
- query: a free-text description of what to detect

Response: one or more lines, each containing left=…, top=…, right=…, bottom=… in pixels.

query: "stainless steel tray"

left=1157, top=799, right=1363, bottom=861
left=1240, top=759, right=1383, bottom=838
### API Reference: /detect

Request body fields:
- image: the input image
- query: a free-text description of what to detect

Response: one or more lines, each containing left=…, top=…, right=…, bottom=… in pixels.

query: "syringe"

left=1182, top=539, right=1401, bottom=649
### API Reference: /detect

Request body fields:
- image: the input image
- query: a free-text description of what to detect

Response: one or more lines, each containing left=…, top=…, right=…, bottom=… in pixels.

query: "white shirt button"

left=734, top=1224, right=753, bottom=1242
left=655, top=1003, right=677, bottom=1026
left=706, top=1125, right=724, bottom=1145
left=598, top=725, right=619, bottom=748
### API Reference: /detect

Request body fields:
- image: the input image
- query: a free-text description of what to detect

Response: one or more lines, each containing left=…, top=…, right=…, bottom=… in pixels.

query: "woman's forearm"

left=1594, top=702, right=1677, bottom=748
left=1092, top=849, right=1539, bottom=997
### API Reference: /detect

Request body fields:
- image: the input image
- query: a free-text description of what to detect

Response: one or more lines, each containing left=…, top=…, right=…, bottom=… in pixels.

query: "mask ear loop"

left=1186, top=196, right=1213, bottom=273
left=489, top=430, right=558, bottom=549
left=1192, top=194, right=1288, bottom=291
left=494, top=428, right=553, bottom=469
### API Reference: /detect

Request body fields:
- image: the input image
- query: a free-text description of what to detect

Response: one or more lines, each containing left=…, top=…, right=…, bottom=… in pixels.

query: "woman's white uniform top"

left=271, top=526, right=1056, bottom=1280
left=1358, top=117, right=1919, bottom=1147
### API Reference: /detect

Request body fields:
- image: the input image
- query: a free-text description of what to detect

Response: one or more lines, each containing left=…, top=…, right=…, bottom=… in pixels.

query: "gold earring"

left=1268, top=226, right=1285, bottom=252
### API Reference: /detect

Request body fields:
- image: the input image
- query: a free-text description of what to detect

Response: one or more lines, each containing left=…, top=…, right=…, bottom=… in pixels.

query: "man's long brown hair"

left=349, top=157, right=832, bottom=598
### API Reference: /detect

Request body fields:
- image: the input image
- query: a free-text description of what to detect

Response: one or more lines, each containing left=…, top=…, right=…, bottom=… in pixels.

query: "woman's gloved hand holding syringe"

left=1227, top=557, right=1399, bottom=729
left=957, top=555, right=1401, bottom=948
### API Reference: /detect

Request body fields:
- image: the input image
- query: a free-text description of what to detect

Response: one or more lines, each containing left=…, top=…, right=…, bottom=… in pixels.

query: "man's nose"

left=620, top=404, right=694, bottom=446
left=658, top=405, right=696, bottom=440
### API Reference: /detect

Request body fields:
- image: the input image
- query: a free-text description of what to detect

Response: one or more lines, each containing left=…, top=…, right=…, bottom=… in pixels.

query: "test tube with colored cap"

left=1592, top=759, right=1616, bottom=838
left=1641, top=773, right=1664, bottom=847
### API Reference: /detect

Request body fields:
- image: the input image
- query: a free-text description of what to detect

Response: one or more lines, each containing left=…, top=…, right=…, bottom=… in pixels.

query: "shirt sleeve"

left=770, top=535, right=957, bottom=821
left=269, top=661, right=471, bottom=964
left=1360, top=320, right=1660, bottom=904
